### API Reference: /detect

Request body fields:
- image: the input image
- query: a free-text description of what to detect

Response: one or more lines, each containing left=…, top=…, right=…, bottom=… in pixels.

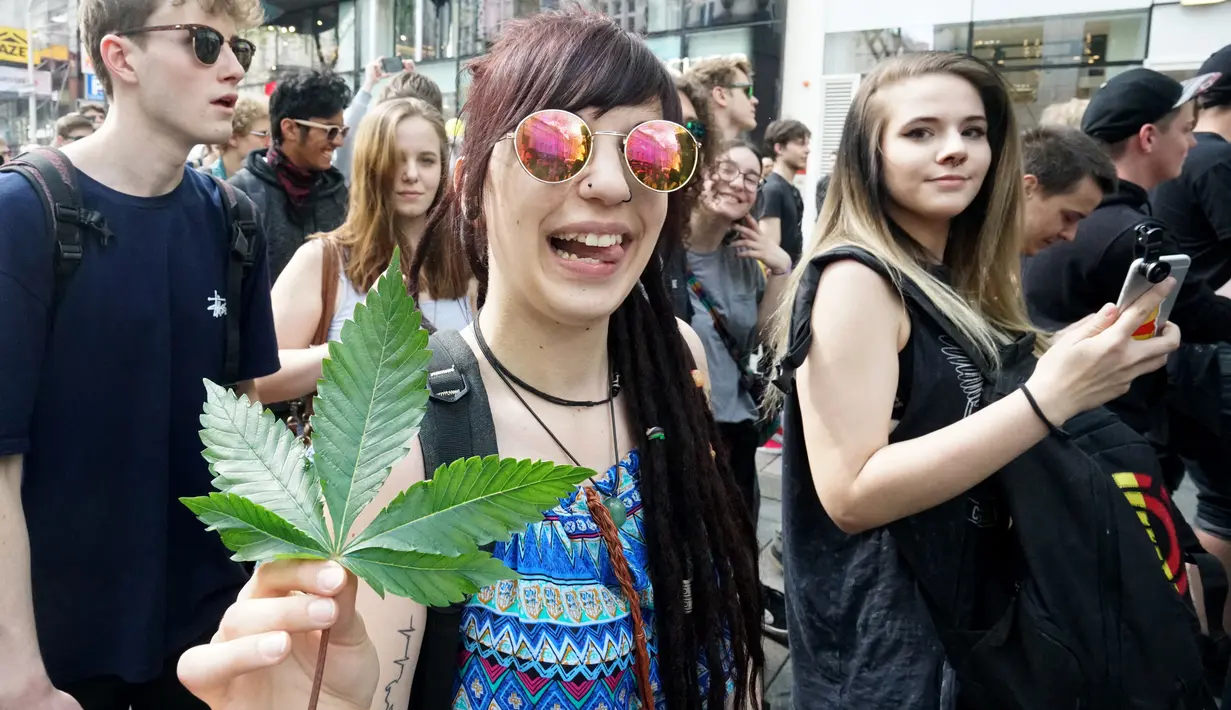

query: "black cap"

left=1198, top=44, right=1231, bottom=107
left=1081, top=68, right=1221, bottom=143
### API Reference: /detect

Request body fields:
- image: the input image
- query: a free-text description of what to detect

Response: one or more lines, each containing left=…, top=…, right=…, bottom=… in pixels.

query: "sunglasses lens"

left=624, top=120, right=698, bottom=193
left=233, top=38, right=255, bottom=71
left=192, top=27, right=223, bottom=65
left=513, top=110, right=591, bottom=183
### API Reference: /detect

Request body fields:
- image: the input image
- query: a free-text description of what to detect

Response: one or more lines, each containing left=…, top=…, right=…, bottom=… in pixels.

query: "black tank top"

left=780, top=256, right=1011, bottom=710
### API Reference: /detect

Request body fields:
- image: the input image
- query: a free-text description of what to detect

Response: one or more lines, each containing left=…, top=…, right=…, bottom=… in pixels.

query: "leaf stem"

left=307, top=627, right=331, bottom=710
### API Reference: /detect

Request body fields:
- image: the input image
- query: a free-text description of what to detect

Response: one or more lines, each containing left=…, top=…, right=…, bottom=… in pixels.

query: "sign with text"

left=0, top=27, right=70, bottom=65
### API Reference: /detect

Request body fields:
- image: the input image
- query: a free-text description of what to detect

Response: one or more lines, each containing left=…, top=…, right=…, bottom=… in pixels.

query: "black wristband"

left=1020, top=384, right=1068, bottom=439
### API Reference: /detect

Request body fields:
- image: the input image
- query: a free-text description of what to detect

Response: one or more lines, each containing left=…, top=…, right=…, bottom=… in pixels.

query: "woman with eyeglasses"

left=204, top=95, right=270, bottom=179
left=176, top=10, right=763, bottom=710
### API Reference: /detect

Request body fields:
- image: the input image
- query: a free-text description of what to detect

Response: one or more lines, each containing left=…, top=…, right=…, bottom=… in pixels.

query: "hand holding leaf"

left=180, top=250, right=593, bottom=709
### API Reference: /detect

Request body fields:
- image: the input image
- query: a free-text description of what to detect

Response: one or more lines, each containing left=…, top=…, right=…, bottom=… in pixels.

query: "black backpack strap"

left=419, top=329, right=499, bottom=474
left=0, top=147, right=112, bottom=308
left=210, top=176, right=257, bottom=386
left=409, top=329, right=497, bottom=710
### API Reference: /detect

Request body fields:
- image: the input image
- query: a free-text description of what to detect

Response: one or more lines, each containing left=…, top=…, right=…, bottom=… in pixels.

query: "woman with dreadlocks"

left=176, top=9, right=764, bottom=710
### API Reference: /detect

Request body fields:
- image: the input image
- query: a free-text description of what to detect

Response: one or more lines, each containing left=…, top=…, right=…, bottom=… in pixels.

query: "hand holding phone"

left=380, top=56, right=405, bottom=74
left=1115, top=255, right=1190, bottom=339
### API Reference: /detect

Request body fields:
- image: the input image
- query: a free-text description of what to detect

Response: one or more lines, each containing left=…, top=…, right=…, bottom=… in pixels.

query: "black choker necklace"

left=473, top=315, right=621, bottom=407
left=473, top=313, right=628, bottom=526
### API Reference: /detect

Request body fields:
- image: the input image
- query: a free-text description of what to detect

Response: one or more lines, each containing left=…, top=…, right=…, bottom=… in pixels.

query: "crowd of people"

left=3, top=0, right=1231, bottom=708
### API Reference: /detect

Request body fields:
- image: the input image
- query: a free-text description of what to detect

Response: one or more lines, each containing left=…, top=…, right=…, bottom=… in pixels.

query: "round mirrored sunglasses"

left=499, top=109, right=699, bottom=194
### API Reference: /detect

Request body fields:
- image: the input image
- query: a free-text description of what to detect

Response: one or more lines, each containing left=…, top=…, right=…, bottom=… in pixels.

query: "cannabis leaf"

left=199, top=382, right=328, bottom=547
left=182, top=247, right=594, bottom=616
left=183, top=493, right=329, bottom=562
left=347, top=456, right=591, bottom=557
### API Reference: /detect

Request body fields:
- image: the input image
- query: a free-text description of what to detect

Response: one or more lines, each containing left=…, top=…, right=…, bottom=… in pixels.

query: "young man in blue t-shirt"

left=0, top=0, right=278, bottom=708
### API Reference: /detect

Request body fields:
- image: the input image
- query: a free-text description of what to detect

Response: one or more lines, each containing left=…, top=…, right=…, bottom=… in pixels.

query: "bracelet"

left=1020, top=384, right=1068, bottom=439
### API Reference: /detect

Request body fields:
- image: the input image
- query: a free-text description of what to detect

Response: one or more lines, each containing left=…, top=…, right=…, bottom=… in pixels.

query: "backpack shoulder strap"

left=419, top=329, right=498, bottom=477
left=210, top=175, right=258, bottom=386
left=774, top=245, right=902, bottom=394
left=0, top=147, right=112, bottom=308
left=409, top=328, right=497, bottom=710
left=312, top=238, right=341, bottom=347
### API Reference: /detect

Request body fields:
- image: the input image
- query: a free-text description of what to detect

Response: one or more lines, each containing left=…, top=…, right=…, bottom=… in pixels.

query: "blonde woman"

left=768, top=52, right=1179, bottom=708
left=207, top=95, right=270, bottom=179
left=255, top=98, right=472, bottom=406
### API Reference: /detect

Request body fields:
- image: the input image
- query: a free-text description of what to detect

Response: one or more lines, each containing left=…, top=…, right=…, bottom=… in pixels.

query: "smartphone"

left=381, top=56, right=404, bottom=74
left=1115, top=254, right=1190, bottom=339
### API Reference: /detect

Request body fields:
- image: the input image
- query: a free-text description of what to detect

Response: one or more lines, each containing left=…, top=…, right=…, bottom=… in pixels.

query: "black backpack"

left=407, top=329, right=498, bottom=709
left=777, top=246, right=1214, bottom=710
left=0, top=147, right=258, bottom=385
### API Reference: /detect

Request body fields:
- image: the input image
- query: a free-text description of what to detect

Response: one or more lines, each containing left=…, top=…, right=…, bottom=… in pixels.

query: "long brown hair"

left=770, top=52, right=1034, bottom=399
left=323, top=97, right=469, bottom=300
left=416, top=9, right=763, bottom=708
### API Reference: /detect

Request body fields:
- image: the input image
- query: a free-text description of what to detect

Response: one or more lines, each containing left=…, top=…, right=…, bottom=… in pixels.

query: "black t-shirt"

left=758, top=172, right=804, bottom=264
left=0, top=166, right=280, bottom=685
left=1153, top=132, right=1231, bottom=291
left=1023, top=179, right=1231, bottom=435
left=780, top=254, right=1010, bottom=708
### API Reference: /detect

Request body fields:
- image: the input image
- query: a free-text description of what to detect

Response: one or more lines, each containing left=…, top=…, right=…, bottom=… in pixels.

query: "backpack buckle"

left=428, top=366, right=469, bottom=403
left=55, top=239, right=83, bottom=266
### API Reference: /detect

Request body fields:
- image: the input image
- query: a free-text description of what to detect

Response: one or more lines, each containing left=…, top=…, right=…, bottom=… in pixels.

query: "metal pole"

left=26, top=0, right=38, bottom=144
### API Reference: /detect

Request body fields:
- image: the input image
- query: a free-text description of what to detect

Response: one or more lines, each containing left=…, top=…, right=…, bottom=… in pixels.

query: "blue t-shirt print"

left=0, top=164, right=280, bottom=686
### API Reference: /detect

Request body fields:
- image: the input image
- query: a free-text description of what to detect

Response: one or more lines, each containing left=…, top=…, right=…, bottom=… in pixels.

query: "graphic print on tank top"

left=939, top=334, right=983, bottom=417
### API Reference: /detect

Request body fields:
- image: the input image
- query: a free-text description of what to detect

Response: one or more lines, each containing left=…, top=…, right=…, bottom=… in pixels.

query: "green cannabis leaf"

left=181, top=247, right=594, bottom=614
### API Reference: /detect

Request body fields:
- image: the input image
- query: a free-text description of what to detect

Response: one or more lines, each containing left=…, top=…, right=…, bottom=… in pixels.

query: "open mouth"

left=212, top=96, right=238, bottom=109
left=548, top=232, right=628, bottom=267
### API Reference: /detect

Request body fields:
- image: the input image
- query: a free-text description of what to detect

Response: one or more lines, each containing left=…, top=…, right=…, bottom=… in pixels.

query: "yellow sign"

left=0, top=27, right=69, bottom=65
left=0, top=27, right=27, bottom=64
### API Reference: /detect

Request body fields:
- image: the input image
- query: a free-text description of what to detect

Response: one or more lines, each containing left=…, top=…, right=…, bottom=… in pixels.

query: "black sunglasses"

left=726, top=82, right=754, bottom=99
left=115, top=24, right=255, bottom=72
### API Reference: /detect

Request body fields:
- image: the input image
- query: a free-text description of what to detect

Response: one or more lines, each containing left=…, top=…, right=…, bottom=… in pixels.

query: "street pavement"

left=752, top=448, right=1202, bottom=709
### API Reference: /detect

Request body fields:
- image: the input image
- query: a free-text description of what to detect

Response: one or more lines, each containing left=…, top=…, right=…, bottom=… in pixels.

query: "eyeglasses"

left=249, top=130, right=269, bottom=138
left=293, top=119, right=348, bottom=142
left=713, top=159, right=762, bottom=192
left=498, top=109, right=699, bottom=193
left=684, top=119, right=707, bottom=142
left=116, top=24, right=255, bottom=72
left=726, top=82, right=755, bottom=99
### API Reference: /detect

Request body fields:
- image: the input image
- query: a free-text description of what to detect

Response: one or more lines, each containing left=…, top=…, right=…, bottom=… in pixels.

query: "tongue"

left=552, top=238, right=623, bottom=263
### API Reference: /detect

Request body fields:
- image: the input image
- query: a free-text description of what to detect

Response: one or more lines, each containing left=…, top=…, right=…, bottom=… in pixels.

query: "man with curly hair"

left=230, top=69, right=351, bottom=279
left=0, top=0, right=279, bottom=707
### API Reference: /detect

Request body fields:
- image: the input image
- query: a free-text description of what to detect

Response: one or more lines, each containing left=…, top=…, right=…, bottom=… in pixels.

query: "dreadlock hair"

left=411, top=9, right=763, bottom=707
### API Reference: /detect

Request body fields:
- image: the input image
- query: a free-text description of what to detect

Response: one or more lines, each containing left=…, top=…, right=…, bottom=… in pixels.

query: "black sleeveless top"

left=779, top=253, right=1012, bottom=709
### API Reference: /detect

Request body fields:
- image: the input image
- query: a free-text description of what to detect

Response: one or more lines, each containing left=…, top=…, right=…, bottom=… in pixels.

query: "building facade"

left=780, top=0, right=1231, bottom=229
left=401, top=0, right=786, bottom=137
left=0, top=0, right=79, bottom=147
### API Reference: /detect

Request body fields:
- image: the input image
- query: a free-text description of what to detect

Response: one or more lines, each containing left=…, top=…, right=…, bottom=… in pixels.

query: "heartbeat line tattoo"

left=383, top=622, right=416, bottom=710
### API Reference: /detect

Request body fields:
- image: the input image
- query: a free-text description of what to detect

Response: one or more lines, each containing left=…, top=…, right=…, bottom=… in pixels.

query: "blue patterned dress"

left=452, top=450, right=722, bottom=709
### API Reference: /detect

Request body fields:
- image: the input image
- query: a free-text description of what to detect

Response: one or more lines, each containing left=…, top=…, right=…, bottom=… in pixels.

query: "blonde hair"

left=685, top=55, right=752, bottom=92
left=769, top=52, right=1035, bottom=403
left=230, top=95, right=269, bottom=138
left=321, top=98, right=470, bottom=300
left=1039, top=98, right=1090, bottom=129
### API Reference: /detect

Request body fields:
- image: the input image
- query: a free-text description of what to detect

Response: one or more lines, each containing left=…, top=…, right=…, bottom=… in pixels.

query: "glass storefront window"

left=422, top=0, right=456, bottom=60
left=585, top=0, right=682, bottom=34
left=823, top=25, right=968, bottom=75
left=683, top=0, right=775, bottom=29
left=240, top=1, right=359, bottom=90
left=394, top=0, right=415, bottom=58
left=417, top=59, right=460, bottom=116
left=644, top=34, right=682, bottom=65
left=684, top=26, right=751, bottom=65
left=1003, top=64, right=1138, bottom=128
left=971, top=11, right=1147, bottom=69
